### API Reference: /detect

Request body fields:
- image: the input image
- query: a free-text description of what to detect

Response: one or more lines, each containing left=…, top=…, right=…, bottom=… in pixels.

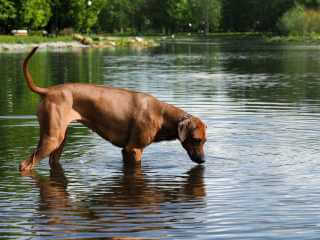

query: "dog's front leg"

left=19, top=150, right=38, bottom=172
left=122, top=147, right=143, bottom=166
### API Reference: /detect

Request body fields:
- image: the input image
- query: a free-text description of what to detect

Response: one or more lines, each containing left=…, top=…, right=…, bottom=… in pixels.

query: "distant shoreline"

left=1, top=33, right=318, bottom=52
left=0, top=41, right=87, bottom=51
left=0, top=34, right=160, bottom=52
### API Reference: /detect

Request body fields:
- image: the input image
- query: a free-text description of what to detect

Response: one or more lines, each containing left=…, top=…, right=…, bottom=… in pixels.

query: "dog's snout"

left=191, top=154, right=205, bottom=164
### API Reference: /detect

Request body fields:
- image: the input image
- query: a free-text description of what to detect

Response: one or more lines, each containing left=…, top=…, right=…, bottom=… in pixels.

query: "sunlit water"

left=1, top=38, right=320, bottom=239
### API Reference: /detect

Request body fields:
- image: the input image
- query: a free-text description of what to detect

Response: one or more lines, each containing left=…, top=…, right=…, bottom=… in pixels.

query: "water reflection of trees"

left=219, top=45, right=320, bottom=104
left=157, top=41, right=320, bottom=105
left=0, top=49, right=105, bottom=116
left=0, top=49, right=105, bottom=165
left=27, top=163, right=206, bottom=238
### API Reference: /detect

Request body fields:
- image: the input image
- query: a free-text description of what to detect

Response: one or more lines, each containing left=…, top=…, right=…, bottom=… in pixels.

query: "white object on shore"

left=11, top=30, right=28, bottom=36
left=135, top=37, right=143, bottom=42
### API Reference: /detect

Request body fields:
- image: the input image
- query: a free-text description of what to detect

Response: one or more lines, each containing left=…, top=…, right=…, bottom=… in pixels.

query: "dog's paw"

left=19, top=160, right=33, bottom=172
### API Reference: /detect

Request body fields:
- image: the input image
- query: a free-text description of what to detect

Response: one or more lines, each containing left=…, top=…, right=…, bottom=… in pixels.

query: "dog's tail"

left=23, top=47, right=48, bottom=96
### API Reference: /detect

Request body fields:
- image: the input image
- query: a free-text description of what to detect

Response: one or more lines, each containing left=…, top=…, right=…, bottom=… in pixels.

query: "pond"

left=1, top=38, right=320, bottom=239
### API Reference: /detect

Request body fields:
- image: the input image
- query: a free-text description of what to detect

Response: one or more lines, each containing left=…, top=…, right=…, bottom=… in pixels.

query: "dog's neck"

left=153, top=103, right=190, bottom=142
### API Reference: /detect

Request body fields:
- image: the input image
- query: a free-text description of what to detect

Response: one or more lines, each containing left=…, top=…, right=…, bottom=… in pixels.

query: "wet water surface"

left=1, top=39, right=320, bottom=239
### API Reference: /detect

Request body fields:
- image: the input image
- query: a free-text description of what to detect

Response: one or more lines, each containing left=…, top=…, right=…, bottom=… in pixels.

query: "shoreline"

left=0, top=35, right=160, bottom=52
left=0, top=41, right=87, bottom=51
left=1, top=33, right=319, bottom=52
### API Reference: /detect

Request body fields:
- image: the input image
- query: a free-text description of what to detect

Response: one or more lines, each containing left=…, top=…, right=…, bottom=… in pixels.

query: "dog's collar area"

left=179, top=114, right=192, bottom=123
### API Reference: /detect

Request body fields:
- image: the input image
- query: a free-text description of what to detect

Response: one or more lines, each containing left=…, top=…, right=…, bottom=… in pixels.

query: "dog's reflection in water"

left=26, top=162, right=206, bottom=236
left=94, top=163, right=206, bottom=207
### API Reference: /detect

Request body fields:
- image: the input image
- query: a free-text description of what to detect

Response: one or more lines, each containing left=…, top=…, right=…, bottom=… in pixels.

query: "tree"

left=193, top=0, right=222, bottom=34
left=4, top=0, right=320, bottom=35
left=166, top=0, right=193, bottom=32
left=221, top=0, right=295, bottom=32
left=98, top=0, right=130, bottom=33
left=0, top=0, right=16, bottom=32
left=70, top=0, right=106, bottom=33
left=98, top=0, right=149, bottom=34
left=141, top=0, right=175, bottom=34
left=46, top=0, right=106, bottom=34
left=21, top=0, right=52, bottom=30
left=298, top=0, right=320, bottom=7
left=47, top=0, right=73, bottom=34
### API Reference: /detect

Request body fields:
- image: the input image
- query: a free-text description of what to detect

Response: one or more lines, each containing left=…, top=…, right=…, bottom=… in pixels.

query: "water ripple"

left=1, top=42, right=320, bottom=239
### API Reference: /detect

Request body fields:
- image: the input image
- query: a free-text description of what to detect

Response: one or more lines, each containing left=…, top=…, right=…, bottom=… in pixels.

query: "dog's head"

left=178, top=115, right=207, bottom=164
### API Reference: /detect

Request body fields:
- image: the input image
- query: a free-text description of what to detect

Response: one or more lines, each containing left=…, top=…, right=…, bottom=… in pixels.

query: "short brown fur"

left=19, top=47, right=207, bottom=172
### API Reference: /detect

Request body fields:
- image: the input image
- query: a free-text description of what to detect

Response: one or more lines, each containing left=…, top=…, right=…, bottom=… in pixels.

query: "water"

left=1, top=38, right=320, bottom=239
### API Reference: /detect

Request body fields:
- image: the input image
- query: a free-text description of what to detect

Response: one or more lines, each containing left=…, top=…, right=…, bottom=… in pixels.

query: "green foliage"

left=0, top=0, right=16, bottom=22
left=0, top=0, right=16, bottom=32
left=0, top=35, right=73, bottom=43
left=0, top=0, right=320, bottom=36
left=278, top=4, right=320, bottom=36
left=297, top=0, right=320, bottom=7
left=21, top=0, right=52, bottom=29
left=278, top=4, right=305, bottom=35
left=189, top=0, right=222, bottom=33
left=170, top=0, right=191, bottom=25
left=98, top=0, right=139, bottom=33
left=305, top=9, right=320, bottom=33
left=70, top=0, right=106, bottom=33
left=222, top=0, right=295, bottom=32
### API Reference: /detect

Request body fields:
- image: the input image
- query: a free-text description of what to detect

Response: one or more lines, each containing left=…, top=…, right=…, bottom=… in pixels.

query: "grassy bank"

left=0, top=32, right=262, bottom=44
left=0, top=34, right=160, bottom=50
left=0, top=35, right=73, bottom=44
left=264, top=34, right=320, bottom=44
left=1, top=32, right=319, bottom=49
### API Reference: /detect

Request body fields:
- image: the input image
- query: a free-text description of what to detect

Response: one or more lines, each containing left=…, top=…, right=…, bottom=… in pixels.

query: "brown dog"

left=19, top=47, right=207, bottom=172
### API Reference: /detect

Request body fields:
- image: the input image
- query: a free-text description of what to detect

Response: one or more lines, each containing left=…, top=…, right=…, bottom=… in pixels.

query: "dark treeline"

left=1, top=0, right=320, bottom=35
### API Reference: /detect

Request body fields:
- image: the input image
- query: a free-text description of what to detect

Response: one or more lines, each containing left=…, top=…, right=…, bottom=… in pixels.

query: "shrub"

left=278, top=4, right=305, bottom=36
left=305, top=9, right=320, bottom=34
left=278, top=5, right=320, bottom=36
left=59, top=28, right=74, bottom=36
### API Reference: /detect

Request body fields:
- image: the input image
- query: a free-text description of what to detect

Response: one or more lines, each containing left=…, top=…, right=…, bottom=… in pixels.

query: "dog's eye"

left=193, top=138, right=202, bottom=145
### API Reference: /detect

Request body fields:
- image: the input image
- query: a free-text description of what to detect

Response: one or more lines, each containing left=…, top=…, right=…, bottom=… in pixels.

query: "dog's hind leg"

left=19, top=102, right=71, bottom=172
left=49, top=128, right=69, bottom=170
left=19, top=134, right=65, bottom=172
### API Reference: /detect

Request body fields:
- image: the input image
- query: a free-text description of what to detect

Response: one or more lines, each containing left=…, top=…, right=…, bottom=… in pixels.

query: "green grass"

left=2, top=32, right=318, bottom=46
left=264, top=33, right=320, bottom=43
left=0, top=35, right=73, bottom=44
left=0, top=32, right=263, bottom=45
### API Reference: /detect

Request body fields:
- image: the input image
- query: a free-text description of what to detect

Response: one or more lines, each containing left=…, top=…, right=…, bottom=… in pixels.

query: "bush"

left=278, top=5, right=320, bottom=36
left=59, top=28, right=74, bottom=36
left=277, top=4, right=305, bottom=36
left=305, top=9, right=320, bottom=34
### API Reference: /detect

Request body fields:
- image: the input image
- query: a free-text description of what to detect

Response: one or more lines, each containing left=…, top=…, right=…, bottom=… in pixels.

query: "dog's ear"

left=178, top=118, right=192, bottom=142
